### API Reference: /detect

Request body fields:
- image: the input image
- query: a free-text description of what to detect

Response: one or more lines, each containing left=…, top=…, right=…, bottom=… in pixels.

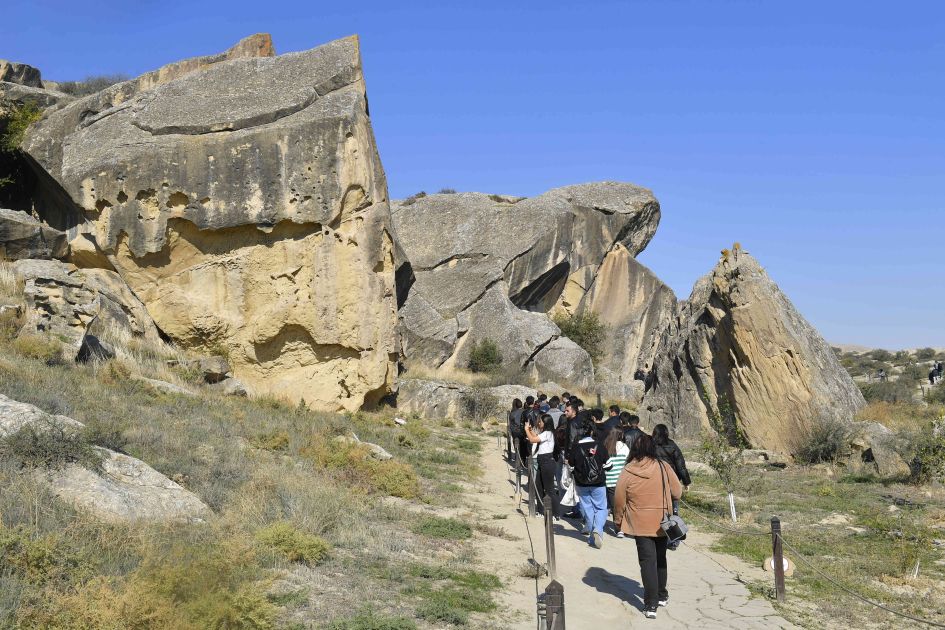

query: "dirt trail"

left=471, top=437, right=800, bottom=629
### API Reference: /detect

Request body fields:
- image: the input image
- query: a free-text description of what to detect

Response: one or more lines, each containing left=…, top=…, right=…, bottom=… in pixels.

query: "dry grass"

left=0, top=333, right=504, bottom=628
left=855, top=401, right=943, bottom=433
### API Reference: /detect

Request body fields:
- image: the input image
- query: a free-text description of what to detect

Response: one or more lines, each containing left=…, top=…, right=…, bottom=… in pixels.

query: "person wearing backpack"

left=507, top=398, right=524, bottom=463
left=569, top=418, right=611, bottom=549
left=614, top=433, right=682, bottom=619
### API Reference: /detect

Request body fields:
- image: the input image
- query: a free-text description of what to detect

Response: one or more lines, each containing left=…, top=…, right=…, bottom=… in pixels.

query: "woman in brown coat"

left=614, top=433, right=682, bottom=619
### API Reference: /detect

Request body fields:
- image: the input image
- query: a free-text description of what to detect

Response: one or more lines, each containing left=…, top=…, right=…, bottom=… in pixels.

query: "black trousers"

left=535, top=453, right=560, bottom=517
left=606, top=486, right=615, bottom=515
left=635, top=535, right=669, bottom=608
left=517, top=437, right=530, bottom=468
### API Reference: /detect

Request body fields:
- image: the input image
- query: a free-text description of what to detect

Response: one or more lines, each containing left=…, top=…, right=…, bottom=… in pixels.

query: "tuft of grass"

left=327, top=609, right=418, bottom=630
left=0, top=419, right=103, bottom=473
left=255, top=521, right=329, bottom=566
left=793, top=415, right=851, bottom=464
left=411, top=517, right=472, bottom=540
left=57, top=74, right=129, bottom=97
left=11, top=334, right=65, bottom=366
left=250, top=430, right=290, bottom=451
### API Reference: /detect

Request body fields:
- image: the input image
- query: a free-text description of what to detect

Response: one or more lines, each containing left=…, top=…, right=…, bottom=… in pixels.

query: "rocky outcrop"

left=13, top=258, right=163, bottom=359
left=642, top=247, right=865, bottom=454
left=0, top=208, right=67, bottom=259
left=0, top=82, right=74, bottom=110
left=0, top=60, right=42, bottom=87
left=22, top=35, right=397, bottom=411
left=397, top=378, right=535, bottom=420
left=0, top=394, right=210, bottom=523
left=577, top=244, right=676, bottom=384
left=392, top=183, right=659, bottom=386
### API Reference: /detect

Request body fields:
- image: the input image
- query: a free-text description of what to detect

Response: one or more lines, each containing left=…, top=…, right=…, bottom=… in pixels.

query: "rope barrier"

left=778, top=535, right=945, bottom=628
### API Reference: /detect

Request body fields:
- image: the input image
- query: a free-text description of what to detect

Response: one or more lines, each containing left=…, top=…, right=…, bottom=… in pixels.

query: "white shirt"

left=533, top=430, right=555, bottom=456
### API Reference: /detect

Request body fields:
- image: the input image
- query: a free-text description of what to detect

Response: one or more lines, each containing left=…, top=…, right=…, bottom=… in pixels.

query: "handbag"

left=659, top=461, right=688, bottom=542
left=560, top=465, right=578, bottom=508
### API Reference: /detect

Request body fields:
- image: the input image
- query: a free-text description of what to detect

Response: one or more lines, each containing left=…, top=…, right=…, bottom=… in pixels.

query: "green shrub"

left=301, top=436, right=420, bottom=499
left=794, top=416, right=851, bottom=464
left=858, top=379, right=917, bottom=404
left=255, top=521, right=329, bottom=566
left=460, top=387, right=498, bottom=423
left=401, top=191, right=427, bottom=206
left=0, top=525, right=93, bottom=587
left=327, top=610, right=418, bottom=630
left=437, top=188, right=457, bottom=194
left=82, top=417, right=129, bottom=453
left=467, top=338, right=502, bottom=373
left=907, top=422, right=945, bottom=485
left=552, top=311, right=606, bottom=361
left=915, top=348, right=936, bottom=360
left=411, top=517, right=472, bottom=540
left=0, top=420, right=103, bottom=472
left=0, top=103, right=42, bottom=153
left=11, top=334, right=64, bottom=365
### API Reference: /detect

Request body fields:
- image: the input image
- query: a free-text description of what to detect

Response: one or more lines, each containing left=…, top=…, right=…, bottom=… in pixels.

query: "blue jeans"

left=576, top=485, right=607, bottom=535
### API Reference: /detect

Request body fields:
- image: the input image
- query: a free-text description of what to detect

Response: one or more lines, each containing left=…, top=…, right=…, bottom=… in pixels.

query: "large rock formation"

left=642, top=247, right=866, bottom=454
left=576, top=244, right=677, bottom=385
left=392, top=183, right=660, bottom=387
left=0, top=394, right=210, bottom=523
left=398, top=378, right=536, bottom=421
left=21, top=35, right=397, bottom=411
left=0, top=60, right=42, bottom=88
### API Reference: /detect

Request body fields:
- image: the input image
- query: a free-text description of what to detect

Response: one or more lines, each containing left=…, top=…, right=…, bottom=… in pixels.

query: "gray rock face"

left=397, top=378, right=535, bottom=421
left=392, top=183, right=660, bottom=386
left=0, top=208, right=68, bottom=259
left=641, top=248, right=866, bottom=454
left=531, top=337, right=594, bottom=390
left=577, top=245, right=676, bottom=382
left=21, top=35, right=397, bottom=411
left=0, top=60, right=42, bottom=87
left=0, top=82, right=74, bottom=111
left=0, top=394, right=210, bottom=523
left=12, top=258, right=163, bottom=359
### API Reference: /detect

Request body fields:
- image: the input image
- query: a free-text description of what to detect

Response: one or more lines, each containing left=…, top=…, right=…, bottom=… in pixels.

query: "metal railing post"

left=771, top=516, right=786, bottom=602
left=544, top=494, right=556, bottom=580
left=527, top=453, right=536, bottom=517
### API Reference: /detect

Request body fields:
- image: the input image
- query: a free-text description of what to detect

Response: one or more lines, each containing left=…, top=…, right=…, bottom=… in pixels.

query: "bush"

left=250, top=430, right=290, bottom=451
left=411, top=517, right=472, bottom=540
left=552, top=311, right=606, bottom=361
left=0, top=103, right=42, bottom=153
left=301, top=436, right=420, bottom=499
left=907, top=422, right=945, bottom=485
left=460, top=387, right=499, bottom=424
left=858, top=379, right=916, bottom=404
left=699, top=430, right=743, bottom=493
left=437, top=188, right=457, bottom=194
left=83, top=417, right=129, bottom=453
left=0, top=525, right=93, bottom=587
left=57, top=74, right=129, bottom=97
left=255, top=521, right=329, bottom=566
left=11, top=334, right=64, bottom=365
left=401, top=191, right=427, bottom=206
left=794, top=416, right=851, bottom=464
left=0, top=420, right=103, bottom=472
left=467, top=338, right=502, bottom=373
left=327, top=610, right=418, bottom=630
left=915, top=348, right=936, bottom=361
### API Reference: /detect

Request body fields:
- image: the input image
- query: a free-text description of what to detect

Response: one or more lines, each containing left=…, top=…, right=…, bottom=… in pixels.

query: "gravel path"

left=472, top=439, right=801, bottom=629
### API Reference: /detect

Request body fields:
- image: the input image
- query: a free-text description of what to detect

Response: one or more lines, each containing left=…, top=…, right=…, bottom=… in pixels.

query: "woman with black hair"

left=524, top=413, right=559, bottom=518
left=652, top=423, right=692, bottom=489
left=614, top=433, right=682, bottom=619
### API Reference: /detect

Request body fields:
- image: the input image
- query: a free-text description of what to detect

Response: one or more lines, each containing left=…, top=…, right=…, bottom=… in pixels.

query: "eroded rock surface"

left=0, top=208, right=67, bottom=259
left=0, top=394, right=210, bottom=523
left=0, top=60, right=42, bottom=87
left=22, top=35, right=397, bottom=411
left=397, top=378, right=535, bottom=421
left=392, top=183, right=659, bottom=386
left=13, top=258, right=163, bottom=358
left=642, top=248, right=865, bottom=454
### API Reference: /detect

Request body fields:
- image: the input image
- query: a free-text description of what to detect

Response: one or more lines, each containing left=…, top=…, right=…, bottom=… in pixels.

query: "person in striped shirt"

left=603, top=427, right=630, bottom=537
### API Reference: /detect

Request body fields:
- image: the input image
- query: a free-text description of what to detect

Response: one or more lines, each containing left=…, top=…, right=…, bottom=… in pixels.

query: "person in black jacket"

left=507, top=398, right=524, bottom=463
left=569, top=418, right=612, bottom=549
left=652, top=423, right=690, bottom=550
left=621, top=412, right=644, bottom=450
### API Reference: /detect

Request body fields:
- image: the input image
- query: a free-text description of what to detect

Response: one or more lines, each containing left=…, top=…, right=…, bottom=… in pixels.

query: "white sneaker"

left=592, top=532, right=603, bottom=549
left=616, top=531, right=625, bottom=539
left=658, top=598, right=669, bottom=607
left=644, top=608, right=657, bottom=619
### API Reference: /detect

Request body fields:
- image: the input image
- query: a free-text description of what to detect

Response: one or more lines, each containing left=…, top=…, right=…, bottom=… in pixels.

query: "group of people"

left=506, top=392, right=692, bottom=619
left=930, top=361, right=943, bottom=386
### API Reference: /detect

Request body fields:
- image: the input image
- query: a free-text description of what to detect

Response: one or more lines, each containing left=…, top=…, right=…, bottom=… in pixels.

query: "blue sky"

left=6, top=1, right=943, bottom=349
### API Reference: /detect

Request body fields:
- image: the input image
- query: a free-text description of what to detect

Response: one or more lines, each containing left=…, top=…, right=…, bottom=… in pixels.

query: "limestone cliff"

left=642, top=247, right=866, bottom=453
left=21, top=35, right=397, bottom=411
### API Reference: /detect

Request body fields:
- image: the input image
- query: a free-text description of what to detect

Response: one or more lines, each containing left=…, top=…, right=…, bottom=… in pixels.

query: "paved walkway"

left=472, top=440, right=800, bottom=629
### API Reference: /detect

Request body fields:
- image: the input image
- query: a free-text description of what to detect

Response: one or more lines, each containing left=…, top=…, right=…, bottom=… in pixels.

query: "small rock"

left=394, top=417, right=407, bottom=425
left=888, top=504, right=900, bottom=513
left=209, top=377, right=247, bottom=397
left=132, top=375, right=196, bottom=397
left=198, top=355, right=231, bottom=384
left=687, top=461, right=719, bottom=477
left=77, top=334, right=115, bottom=363
left=0, top=304, right=22, bottom=318
left=818, top=513, right=852, bottom=526
left=334, top=434, right=393, bottom=460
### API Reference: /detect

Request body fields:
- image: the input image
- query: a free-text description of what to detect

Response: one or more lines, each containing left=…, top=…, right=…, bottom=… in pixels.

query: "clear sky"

left=6, top=0, right=944, bottom=349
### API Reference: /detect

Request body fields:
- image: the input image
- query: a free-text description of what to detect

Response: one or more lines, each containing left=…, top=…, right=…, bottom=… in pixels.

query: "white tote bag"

left=560, top=465, right=578, bottom=507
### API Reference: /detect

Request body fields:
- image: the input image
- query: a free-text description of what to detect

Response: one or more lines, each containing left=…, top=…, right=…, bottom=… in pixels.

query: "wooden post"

left=545, top=580, right=565, bottom=629
left=544, top=494, right=557, bottom=580
left=527, top=454, right=536, bottom=517
left=771, top=517, right=786, bottom=603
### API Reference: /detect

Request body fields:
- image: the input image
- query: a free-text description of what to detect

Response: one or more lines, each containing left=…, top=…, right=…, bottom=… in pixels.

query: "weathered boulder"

left=0, top=208, right=68, bottom=259
left=531, top=337, right=594, bottom=390
left=131, top=375, right=197, bottom=397
left=0, top=60, right=42, bottom=87
left=198, top=355, right=231, bottom=384
left=577, top=244, right=676, bottom=381
left=0, top=394, right=210, bottom=523
left=22, top=35, right=397, bottom=411
left=642, top=247, right=866, bottom=454
left=847, top=422, right=911, bottom=478
left=12, top=258, right=163, bottom=358
left=209, top=377, right=248, bottom=397
left=392, top=183, right=660, bottom=386
left=397, top=378, right=534, bottom=421
left=0, top=81, right=74, bottom=111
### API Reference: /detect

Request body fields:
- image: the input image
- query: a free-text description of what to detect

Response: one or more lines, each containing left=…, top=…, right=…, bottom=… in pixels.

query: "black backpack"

left=508, top=409, right=525, bottom=438
left=572, top=441, right=605, bottom=486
